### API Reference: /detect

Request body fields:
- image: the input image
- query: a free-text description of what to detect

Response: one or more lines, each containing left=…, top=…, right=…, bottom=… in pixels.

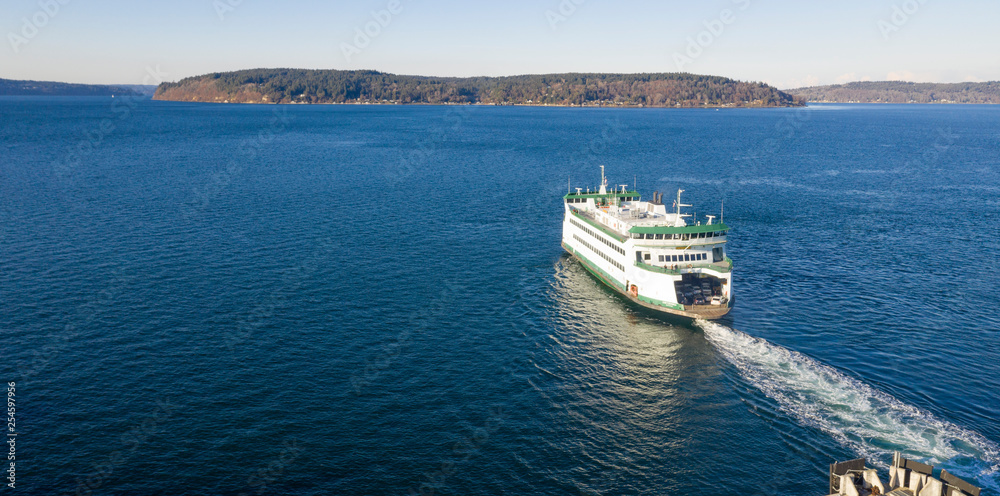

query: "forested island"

left=0, top=78, right=155, bottom=96
left=153, top=69, right=804, bottom=107
left=787, top=81, right=1000, bottom=104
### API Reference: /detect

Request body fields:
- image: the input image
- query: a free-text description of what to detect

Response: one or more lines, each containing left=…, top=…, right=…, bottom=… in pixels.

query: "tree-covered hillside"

left=0, top=78, right=150, bottom=96
left=787, top=81, right=1000, bottom=104
left=154, top=69, right=804, bottom=107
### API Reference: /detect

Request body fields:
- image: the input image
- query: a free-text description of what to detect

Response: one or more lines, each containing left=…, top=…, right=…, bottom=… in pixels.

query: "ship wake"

left=697, top=320, right=1000, bottom=489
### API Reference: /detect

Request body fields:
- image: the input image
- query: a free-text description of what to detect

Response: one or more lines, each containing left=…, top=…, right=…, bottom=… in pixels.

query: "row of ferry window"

left=566, top=197, right=638, bottom=204
left=658, top=253, right=708, bottom=263
left=574, top=235, right=625, bottom=271
left=633, top=231, right=726, bottom=241
left=570, top=219, right=626, bottom=256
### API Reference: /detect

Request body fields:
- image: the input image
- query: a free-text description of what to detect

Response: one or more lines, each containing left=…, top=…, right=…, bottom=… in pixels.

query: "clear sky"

left=2, top=0, right=998, bottom=88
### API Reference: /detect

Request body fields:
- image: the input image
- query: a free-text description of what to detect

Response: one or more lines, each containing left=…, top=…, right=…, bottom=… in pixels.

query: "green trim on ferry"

left=633, top=241, right=725, bottom=248
left=564, top=191, right=640, bottom=200
left=628, top=223, right=729, bottom=235
left=638, top=294, right=685, bottom=311
left=634, top=261, right=681, bottom=275
left=635, top=260, right=732, bottom=274
left=563, top=242, right=626, bottom=291
left=570, top=210, right=629, bottom=242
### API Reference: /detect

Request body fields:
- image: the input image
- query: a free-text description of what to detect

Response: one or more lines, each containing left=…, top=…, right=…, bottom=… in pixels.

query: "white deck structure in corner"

left=561, top=167, right=733, bottom=320
left=826, top=451, right=981, bottom=496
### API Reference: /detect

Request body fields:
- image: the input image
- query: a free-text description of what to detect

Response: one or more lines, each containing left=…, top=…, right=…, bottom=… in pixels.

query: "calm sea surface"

left=2, top=97, right=999, bottom=495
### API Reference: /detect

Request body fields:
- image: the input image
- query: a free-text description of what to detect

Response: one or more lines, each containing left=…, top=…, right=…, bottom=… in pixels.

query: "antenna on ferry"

left=568, top=177, right=571, bottom=194
left=676, top=189, right=692, bottom=220
left=706, top=215, right=715, bottom=225
left=721, top=200, right=724, bottom=224
left=598, top=165, right=607, bottom=195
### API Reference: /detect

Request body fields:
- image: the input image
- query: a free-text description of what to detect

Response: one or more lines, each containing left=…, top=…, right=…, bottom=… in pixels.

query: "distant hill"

left=115, top=84, right=158, bottom=96
left=0, top=78, right=155, bottom=96
left=153, top=69, right=804, bottom=107
left=786, top=81, right=1000, bottom=104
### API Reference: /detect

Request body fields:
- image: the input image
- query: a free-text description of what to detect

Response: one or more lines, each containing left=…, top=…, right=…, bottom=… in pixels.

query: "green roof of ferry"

left=563, top=191, right=640, bottom=199
left=628, top=223, right=729, bottom=235
left=564, top=190, right=728, bottom=235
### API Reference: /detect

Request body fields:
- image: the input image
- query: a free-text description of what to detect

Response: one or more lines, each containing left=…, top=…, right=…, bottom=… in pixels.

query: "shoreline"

left=147, top=98, right=804, bottom=109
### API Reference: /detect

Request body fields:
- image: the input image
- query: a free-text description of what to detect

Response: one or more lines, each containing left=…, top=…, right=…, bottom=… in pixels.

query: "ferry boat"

left=561, top=167, right=732, bottom=320
left=827, top=451, right=981, bottom=496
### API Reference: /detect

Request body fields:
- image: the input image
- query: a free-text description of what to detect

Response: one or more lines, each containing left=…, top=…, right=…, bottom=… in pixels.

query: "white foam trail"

left=698, top=320, right=1000, bottom=486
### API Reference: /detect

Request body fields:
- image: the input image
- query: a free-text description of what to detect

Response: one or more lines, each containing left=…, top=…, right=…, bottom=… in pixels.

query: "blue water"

left=2, top=97, right=999, bottom=495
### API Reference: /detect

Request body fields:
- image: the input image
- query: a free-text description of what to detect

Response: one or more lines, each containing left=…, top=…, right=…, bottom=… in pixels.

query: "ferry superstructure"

left=561, top=167, right=732, bottom=320
left=827, top=451, right=981, bottom=496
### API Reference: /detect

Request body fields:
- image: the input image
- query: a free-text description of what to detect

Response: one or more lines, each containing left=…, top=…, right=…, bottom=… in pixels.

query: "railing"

left=570, top=209, right=629, bottom=242
left=634, top=259, right=732, bottom=274
left=631, top=234, right=728, bottom=246
left=634, top=261, right=681, bottom=275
